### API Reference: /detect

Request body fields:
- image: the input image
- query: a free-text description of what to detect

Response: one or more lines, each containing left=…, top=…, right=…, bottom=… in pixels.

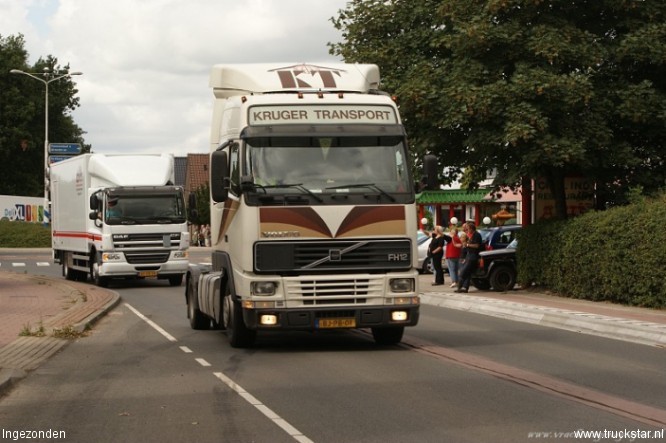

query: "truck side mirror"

left=211, top=150, right=229, bottom=202
left=89, top=194, right=99, bottom=210
left=423, top=154, right=439, bottom=190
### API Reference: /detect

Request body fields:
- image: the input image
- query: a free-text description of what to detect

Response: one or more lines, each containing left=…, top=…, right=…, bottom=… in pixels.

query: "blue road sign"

left=48, top=143, right=82, bottom=154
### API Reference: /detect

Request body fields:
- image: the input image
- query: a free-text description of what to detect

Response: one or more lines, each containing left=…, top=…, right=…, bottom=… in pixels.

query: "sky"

left=1, top=0, right=349, bottom=157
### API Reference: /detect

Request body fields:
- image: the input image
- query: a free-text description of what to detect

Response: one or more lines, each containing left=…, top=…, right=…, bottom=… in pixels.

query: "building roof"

left=417, top=189, right=492, bottom=205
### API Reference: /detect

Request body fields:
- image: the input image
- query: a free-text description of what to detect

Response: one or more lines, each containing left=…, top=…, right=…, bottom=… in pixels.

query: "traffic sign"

left=49, top=155, right=74, bottom=164
left=48, top=143, right=82, bottom=154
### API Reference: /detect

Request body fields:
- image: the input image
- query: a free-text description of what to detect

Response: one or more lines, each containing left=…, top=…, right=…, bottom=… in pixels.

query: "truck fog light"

left=391, top=310, right=409, bottom=322
left=260, top=314, right=278, bottom=325
left=252, top=281, right=277, bottom=296
left=389, top=278, right=414, bottom=293
left=102, top=253, right=122, bottom=262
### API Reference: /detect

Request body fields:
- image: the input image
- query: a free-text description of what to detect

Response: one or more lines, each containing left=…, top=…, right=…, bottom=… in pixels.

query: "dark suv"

left=478, top=224, right=521, bottom=251
left=472, top=238, right=517, bottom=292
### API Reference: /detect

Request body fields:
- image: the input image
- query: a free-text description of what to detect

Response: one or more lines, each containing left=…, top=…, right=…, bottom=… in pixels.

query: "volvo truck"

left=50, top=153, right=189, bottom=287
left=186, top=63, right=420, bottom=347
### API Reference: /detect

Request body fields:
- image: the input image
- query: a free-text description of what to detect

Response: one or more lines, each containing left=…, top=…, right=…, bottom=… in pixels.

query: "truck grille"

left=254, top=239, right=411, bottom=274
left=283, top=276, right=385, bottom=306
left=112, top=233, right=181, bottom=249
left=125, top=251, right=171, bottom=264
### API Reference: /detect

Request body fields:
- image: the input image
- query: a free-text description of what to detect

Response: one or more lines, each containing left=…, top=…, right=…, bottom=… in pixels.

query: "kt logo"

left=271, top=64, right=346, bottom=89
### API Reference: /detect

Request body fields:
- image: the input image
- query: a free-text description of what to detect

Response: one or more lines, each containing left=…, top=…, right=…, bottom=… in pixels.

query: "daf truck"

left=50, top=153, right=189, bottom=287
left=186, top=63, right=420, bottom=347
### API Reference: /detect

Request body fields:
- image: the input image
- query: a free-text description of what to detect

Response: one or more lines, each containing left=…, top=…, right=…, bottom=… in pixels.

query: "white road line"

left=195, top=358, right=211, bottom=367
left=213, top=371, right=314, bottom=443
left=36, top=262, right=50, bottom=266
left=124, top=303, right=178, bottom=342
left=12, top=263, right=26, bottom=267
left=124, top=303, right=312, bottom=443
left=179, top=346, right=193, bottom=353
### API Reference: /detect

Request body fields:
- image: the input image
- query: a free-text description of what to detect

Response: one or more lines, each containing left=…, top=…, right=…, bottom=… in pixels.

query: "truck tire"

left=63, top=260, right=76, bottom=281
left=223, top=292, right=256, bottom=348
left=371, top=326, right=404, bottom=345
left=90, top=261, right=108, bottom=288
left=187, top=280, right=209, bottom=330
left=489, top=265, right=516, bottom=292
left=168, top=274, right=183, bottom=287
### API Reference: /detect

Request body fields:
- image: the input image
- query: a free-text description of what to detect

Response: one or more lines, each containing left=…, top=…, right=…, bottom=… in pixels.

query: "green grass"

left=0, top=220, right=51, bottom=248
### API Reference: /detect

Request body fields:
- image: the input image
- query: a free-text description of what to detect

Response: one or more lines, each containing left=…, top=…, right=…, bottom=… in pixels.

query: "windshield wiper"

left=325, top=183, right=396, bottom=202
left=258, top=183, right=323, bottom=203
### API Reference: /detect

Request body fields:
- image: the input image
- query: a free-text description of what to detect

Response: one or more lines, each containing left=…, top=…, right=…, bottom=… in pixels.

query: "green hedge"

left=0, top=220, right=51, bottom=248
left=517, top=193, right=666, bottom=308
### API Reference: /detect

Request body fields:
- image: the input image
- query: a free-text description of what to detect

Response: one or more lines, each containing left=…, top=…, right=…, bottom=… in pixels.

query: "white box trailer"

left=186, top=63, right=421, bottom=347
left=50, top=153, right=189, bottom=287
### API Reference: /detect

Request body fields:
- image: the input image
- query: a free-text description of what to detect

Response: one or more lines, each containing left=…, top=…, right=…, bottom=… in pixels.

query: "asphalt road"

left=1, top=249, right=665, bottom=442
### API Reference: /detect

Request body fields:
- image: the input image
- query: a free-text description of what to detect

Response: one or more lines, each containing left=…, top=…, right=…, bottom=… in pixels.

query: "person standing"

left=430, top=225, right=446, bottom=286
left=456, top=222, right=483, bottom=293
left=444, top=226, right=463, bottom=288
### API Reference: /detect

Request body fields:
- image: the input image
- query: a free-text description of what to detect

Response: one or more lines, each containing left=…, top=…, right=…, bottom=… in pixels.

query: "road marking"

left=124, top=303, right=177, bottom=342
left=123, top=302, right=313, bottom=443
left=36, top=262, right=50, bottom=266
left=213, top=371, right=314, bottom=443
left=195, top=358, right=211, bottom=367
left=12, top=263, right=26, bottom=267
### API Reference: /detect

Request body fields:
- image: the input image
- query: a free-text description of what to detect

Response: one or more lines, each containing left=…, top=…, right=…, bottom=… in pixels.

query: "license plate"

left=316, top=318, right=356, bottom=329
left=139, top=271, right=158, bottom=278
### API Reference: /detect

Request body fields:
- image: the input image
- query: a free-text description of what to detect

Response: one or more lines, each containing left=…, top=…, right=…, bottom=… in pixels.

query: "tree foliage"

left=330, top=0, right=666, bottom=218
left=0, top=34, right=89, bottom=197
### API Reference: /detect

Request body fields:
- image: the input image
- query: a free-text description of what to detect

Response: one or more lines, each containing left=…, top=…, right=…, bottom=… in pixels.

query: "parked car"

left=416, top=231, right=448, bottom=275
left=472, top=238, right=518, bottom=291
left=478, top=224, right=521, bottom=251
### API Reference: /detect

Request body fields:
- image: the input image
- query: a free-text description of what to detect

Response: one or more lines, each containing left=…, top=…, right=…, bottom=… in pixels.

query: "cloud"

left=2, top=0, right=348, bottom=156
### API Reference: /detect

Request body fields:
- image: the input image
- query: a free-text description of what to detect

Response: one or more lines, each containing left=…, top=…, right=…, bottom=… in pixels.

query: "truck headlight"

left=251, top=281, right=277, bottom=296
left=102, top=253, right=123, bottom=262
left=389, top=278, right=414, bottom=293
left=173, top=251, right=189, bottom=259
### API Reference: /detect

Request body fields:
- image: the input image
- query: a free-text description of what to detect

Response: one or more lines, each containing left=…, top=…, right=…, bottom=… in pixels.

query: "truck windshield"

left=105, top=194, right=186, bottom=225
left=245, top=136, right=412, bottom=196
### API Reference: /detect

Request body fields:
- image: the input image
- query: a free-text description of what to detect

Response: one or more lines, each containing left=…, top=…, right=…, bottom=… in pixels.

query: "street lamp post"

left=10, top=67, right=82, bottom=224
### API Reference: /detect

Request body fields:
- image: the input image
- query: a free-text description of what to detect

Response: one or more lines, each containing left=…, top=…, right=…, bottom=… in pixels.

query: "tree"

left=0, top=34, right=89, bottom=197
left=330, top=0, right=666, bottom=218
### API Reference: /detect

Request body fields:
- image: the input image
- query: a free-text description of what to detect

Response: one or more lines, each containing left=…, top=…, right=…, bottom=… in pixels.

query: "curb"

left=421, top=292, right=666, bottom=348
left=0, top=275, right=120, bottom=396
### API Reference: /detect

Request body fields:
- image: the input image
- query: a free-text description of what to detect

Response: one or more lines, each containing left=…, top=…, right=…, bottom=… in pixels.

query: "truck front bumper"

left=242, top=304, right=420, bottom=331
left=98, top=251, right=189, bottom=278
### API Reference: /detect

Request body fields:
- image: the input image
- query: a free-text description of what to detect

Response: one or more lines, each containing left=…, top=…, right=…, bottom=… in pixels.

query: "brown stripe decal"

left=337, top=206, right=405, bottom=237
left=260, top=208, right=331, bottom=237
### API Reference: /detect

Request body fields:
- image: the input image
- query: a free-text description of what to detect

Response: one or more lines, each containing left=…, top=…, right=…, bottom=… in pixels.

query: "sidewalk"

left=0, top=271, right=120, bottom=395
left=419, top=275, right=666, bottom=348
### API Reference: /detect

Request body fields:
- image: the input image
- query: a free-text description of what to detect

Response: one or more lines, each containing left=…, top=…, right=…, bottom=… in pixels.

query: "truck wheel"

left=472, top=278, right=491, bottom=290
left=168, top=274, right=183, bottom=287
left=63, top=261, right=76, bottom=281
left=223, top=293, right=256, bottom=348
left=187, top=281, right=209, bottom=330
left=371, top=327, right=404, bottom=345
left=489, top=266, right=516, bottom=292
left=90, top=261, right=108, bottom=288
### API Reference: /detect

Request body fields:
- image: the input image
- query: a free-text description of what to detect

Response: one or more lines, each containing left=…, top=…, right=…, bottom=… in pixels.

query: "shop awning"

left=416, top=189, right=492, bottom=205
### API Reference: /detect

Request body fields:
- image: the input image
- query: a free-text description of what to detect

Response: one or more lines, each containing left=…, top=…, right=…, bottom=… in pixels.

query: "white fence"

left=0, top=195, right=46, bottom=223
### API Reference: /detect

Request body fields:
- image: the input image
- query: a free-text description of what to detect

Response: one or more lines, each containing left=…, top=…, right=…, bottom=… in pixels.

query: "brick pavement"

left=0, top=271, right=119, bottom=392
